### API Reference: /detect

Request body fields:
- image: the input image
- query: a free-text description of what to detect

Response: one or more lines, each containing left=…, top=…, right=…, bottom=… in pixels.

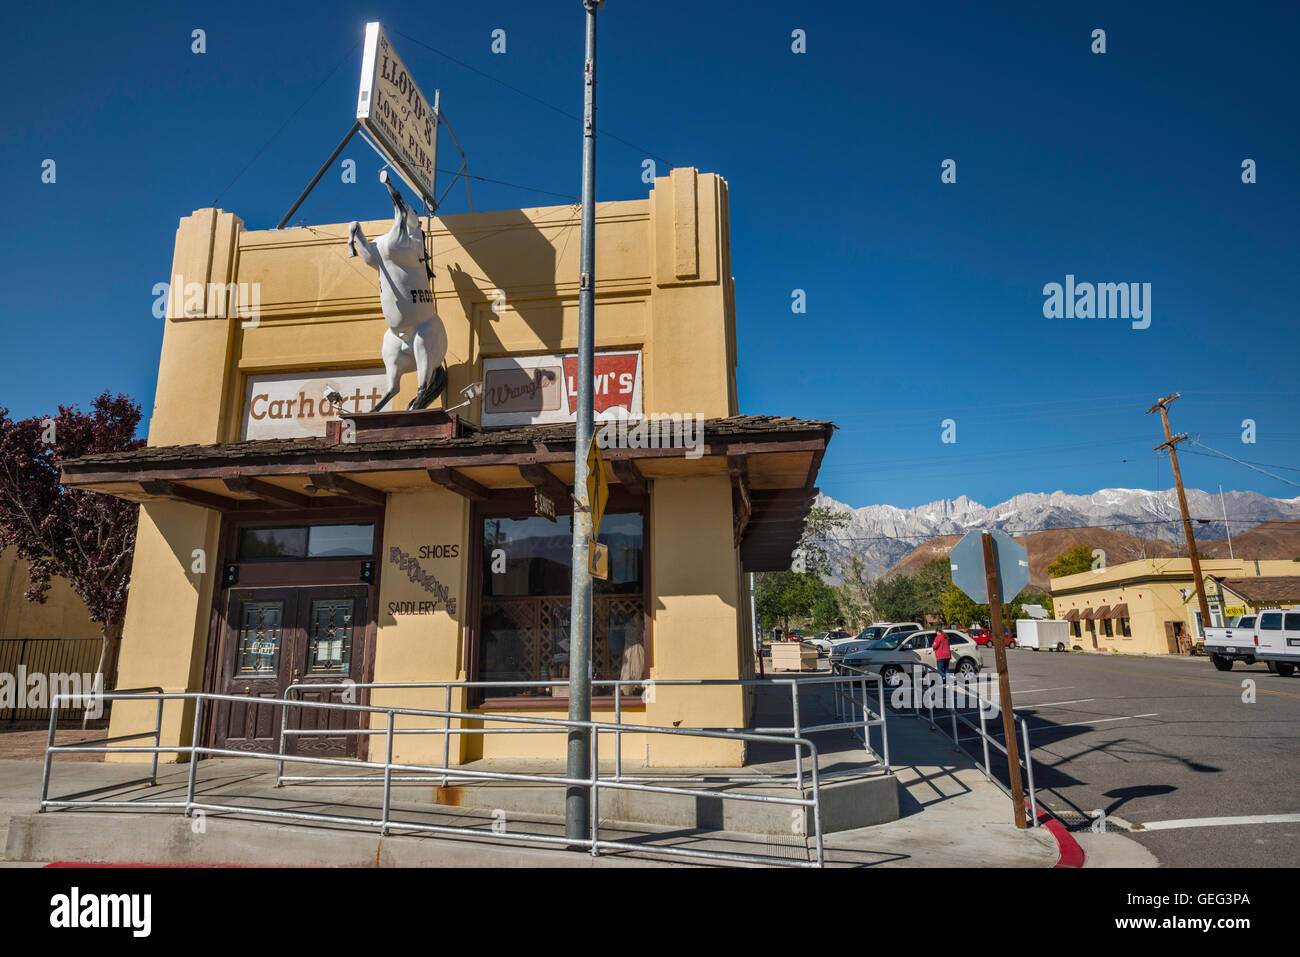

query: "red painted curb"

left=1027, top=802, right=1085, bottom=868
left=45, top=862, right=242, bottom=868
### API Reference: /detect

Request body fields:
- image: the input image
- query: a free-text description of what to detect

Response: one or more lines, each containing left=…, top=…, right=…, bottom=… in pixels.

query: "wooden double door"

left=214, top=585, right=368, bottom=757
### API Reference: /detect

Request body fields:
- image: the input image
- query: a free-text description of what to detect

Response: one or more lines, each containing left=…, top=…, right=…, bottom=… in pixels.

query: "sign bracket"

left=276, top=121, right=361, bottom=230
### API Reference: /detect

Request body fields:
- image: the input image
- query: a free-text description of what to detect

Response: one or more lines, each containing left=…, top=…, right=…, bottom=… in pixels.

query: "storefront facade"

left=1200, top=575, right=1300, bottom=621
left=1051, top=558, right=1299, bottom=655
left=62, top=168, right=831, bottom=768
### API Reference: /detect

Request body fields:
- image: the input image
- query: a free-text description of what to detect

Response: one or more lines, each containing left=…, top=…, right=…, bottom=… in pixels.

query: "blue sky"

left=3, top=0, right=1297, bottom=510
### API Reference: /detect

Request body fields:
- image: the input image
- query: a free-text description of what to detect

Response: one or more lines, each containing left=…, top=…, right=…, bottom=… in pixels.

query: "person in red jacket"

left=932, top=627, right=952, bottom=677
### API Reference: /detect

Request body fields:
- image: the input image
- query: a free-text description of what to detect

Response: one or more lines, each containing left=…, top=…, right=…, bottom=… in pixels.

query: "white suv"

left=828, top=622, right=923, bottom=664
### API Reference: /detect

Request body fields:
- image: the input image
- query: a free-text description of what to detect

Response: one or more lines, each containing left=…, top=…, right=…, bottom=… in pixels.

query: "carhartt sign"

left=241, top=369, right=387, bottom=440
left=356, top=22, right=438, bottom=206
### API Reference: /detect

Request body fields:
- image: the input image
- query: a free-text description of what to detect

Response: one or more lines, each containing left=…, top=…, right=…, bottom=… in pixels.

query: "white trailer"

left=1015, top=618, right=1071, bottom=652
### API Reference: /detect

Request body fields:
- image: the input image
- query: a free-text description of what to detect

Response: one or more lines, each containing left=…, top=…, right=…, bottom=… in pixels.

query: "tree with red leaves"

left=0, top=392, right=143, bottom=688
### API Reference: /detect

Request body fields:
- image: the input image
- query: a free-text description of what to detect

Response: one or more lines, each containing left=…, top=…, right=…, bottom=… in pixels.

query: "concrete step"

left=4, top=809, right=680, bottom=868
left=429, top=770, right=899, bottom=835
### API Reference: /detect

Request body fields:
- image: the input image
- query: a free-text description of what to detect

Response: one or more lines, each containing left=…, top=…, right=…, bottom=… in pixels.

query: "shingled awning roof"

left=1219, top=577, right=1300, bottom=606
left=61, top=413, right=833, bottom=573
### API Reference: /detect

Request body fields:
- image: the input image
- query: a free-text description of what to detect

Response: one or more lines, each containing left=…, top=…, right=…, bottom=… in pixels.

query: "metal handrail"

left=833, top=660, right=1038, bottom=825
left=277, top=673, right=891, bottom=790
left=40, top=689, right=825, bottom=868
left=40, top=686, right=165, bottom=789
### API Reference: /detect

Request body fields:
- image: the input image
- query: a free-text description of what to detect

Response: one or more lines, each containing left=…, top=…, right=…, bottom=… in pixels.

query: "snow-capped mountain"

left=818, top=488, right=1300, bottom=582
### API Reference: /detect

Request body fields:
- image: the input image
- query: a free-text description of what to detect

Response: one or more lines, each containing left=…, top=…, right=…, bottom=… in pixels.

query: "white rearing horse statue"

left=347, top=172, right=448, bottom=412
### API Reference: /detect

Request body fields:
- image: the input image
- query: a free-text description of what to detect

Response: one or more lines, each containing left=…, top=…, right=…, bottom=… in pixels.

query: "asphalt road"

left=958, top=646, right=1300, bottom=867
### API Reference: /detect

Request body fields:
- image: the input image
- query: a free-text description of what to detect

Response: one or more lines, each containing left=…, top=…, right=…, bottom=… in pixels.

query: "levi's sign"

left=356, top=22, right=438, bottom=206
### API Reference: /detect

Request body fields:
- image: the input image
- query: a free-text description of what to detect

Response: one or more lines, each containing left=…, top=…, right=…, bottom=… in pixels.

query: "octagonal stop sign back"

left=949, top=529, right=1030, bottom=604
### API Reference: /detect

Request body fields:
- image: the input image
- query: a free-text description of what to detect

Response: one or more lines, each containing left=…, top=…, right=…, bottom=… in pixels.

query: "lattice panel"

left=481, top=596, right=645, bottom=689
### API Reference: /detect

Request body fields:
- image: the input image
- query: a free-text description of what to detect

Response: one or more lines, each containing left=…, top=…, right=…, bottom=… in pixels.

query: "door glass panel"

left=307, top=599, right=355, bottom=675
left=236, top=601, right=285, bottom=675
left=238, top=527, right=308, bottom=560
left=307, top=524, right=374, bottom=558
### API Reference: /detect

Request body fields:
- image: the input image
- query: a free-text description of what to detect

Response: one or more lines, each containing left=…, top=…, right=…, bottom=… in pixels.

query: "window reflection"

left=479, top=513, right=644, bottom=699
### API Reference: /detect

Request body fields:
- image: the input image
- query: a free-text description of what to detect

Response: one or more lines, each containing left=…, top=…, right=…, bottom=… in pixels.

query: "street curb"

left=1028, top=802, right=1085, bottom=868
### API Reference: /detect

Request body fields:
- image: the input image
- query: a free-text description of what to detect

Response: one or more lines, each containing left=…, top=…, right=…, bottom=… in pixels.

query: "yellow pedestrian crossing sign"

left=586, top=439, right=609, bottom=541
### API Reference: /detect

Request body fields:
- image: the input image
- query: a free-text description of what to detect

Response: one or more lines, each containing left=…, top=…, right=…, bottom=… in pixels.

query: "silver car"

left=840, top=629, right=982, bottom=685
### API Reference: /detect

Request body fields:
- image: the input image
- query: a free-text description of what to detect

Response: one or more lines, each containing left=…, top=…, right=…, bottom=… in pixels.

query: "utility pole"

left=566, top=0, right=602, bottom=846
left=1147, top=393, right=1211, bottom=647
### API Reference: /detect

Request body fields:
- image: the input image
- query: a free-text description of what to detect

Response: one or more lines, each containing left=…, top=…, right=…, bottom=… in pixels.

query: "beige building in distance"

left=1051, top=557, right=1300, bottom=655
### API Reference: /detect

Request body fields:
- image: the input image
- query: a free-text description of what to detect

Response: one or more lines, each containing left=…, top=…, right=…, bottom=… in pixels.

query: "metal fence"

left=834, top=660, right=1038, bottom=825
left=0, top=638, right=103, bottom=721
left=41, top=687, right=832, bottom=868
left=277, top=673, right=890, bottom=792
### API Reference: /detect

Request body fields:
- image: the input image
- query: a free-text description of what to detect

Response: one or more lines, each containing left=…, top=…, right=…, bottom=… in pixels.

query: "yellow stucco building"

left=60, top=168, right=831, bottom=769
left=0, top=547, right=101, bottom=641
left=1050, top=557, right=1300, bottom=655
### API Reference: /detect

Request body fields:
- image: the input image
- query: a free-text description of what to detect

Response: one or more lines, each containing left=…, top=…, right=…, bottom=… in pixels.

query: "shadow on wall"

left=439, top=207, right=575, bottom=366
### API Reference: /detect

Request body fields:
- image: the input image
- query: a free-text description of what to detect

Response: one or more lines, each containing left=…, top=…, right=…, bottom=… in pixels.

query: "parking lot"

left=961, top=646, right=1300, bottom=867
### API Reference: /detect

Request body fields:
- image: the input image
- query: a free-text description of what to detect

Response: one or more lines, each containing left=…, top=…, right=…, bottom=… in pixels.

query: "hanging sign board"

left=534, top=489, right=557, bottom=522
left=356, top=21, right=438, bottom=207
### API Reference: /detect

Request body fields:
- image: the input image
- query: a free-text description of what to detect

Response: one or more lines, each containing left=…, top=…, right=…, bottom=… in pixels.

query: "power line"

left=1185, top=438, right=1300, bottom=490
left=1180, top=447, right=1300, bottom=474
left=392, top=28, right=678, bottom=169
left=211, top=39, right=359, bottom=207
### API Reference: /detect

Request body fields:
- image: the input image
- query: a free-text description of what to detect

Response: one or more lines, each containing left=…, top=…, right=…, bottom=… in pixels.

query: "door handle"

left=243, top=685, right=251, bottom=694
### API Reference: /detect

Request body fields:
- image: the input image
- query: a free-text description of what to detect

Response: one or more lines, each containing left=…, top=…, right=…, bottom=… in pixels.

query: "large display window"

left=475, top=504, right=647, bottom=704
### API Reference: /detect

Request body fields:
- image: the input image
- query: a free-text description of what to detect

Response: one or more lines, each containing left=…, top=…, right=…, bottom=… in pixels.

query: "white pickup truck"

left=1202, top=609, right=1300, bottom=676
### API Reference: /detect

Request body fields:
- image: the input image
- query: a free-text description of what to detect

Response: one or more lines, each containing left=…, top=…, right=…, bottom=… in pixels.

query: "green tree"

left=797, top=504, right=851, bottom=576
left=868, top=574, right=920, bottom=623
left=753, top=503, right=852, bottom=634
left=1046, top=544, right=1094, bottom=579
left=1020, top=591, right=1055, bottom=619
left=941, top=583, right=984, bottom=627
left=940, top=583, right=1026, bottom=635
left=756, top=570, right=819, bottom=634
left=810, top=581, right=844, bottom=630
left=836, top=554, right=875, bottom=629
left=913, top=556, right=951, bottom=621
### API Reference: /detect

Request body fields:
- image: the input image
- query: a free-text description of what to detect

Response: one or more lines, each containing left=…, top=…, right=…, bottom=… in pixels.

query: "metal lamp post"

left=566, top=0, right=603, bottom=845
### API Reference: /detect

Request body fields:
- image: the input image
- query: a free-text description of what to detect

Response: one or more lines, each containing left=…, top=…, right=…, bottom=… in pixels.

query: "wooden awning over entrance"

left=60, top=414, right=834, bottom=572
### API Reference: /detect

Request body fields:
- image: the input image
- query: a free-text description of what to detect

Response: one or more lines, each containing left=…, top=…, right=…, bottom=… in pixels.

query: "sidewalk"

left=0, top=680, right=1075, bottom=868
